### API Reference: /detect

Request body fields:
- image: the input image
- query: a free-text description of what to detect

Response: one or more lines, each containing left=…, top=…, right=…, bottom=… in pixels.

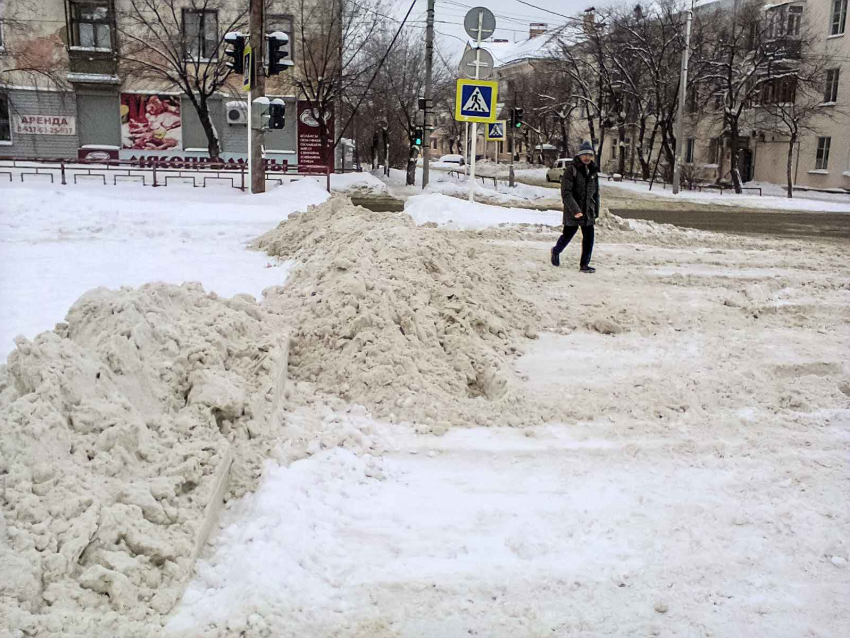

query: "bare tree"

left=282, top=0, right=380, bottom=167
left=753, top=20, right=844, bottom=197
left=116, top=0, right=248, bottom=159
left=551, top=13, right=609, bottom=160
left=701, top=0, right=807, bottom=192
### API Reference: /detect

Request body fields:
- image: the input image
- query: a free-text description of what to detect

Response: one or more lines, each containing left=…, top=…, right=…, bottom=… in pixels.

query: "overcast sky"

left=389, top=0, right=603, bottom=57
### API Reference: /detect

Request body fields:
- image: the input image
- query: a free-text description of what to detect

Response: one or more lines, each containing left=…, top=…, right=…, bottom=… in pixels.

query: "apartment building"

left=678, top=0, right=850, bottom=190
left=0, top=0, right=307, bottom=163
left=476, top=0, right=848, bottom=191
left=749, top=0, right=850, bottom=189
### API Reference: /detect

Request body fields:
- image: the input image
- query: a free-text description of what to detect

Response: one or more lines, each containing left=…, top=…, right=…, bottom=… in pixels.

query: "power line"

left=511, top=0, right=578, bottom=22
left=336, top=0, right=419, bottom=145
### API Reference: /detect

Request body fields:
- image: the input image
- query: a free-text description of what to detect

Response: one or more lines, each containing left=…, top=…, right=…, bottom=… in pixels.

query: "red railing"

left=0, top=157, right=331, bottom=192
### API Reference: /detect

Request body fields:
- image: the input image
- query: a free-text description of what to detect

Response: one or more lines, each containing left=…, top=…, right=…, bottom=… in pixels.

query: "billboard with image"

left=120, top=94, right=182, bottom=151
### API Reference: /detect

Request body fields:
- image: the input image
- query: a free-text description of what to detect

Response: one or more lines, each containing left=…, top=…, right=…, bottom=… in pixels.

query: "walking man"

left=551, top=140, right=599, bottom=273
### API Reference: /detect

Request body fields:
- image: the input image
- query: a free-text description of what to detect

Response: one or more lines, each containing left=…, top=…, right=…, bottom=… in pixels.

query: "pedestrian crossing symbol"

left=486, top=120, right=506, bottom=141
left=455, top=79, right=498, bottom=123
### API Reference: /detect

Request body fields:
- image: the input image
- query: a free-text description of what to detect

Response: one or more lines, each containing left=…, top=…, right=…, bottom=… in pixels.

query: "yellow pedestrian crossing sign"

left=486, top=120, right=506, bottom=141
left=455, top=79, right=498, bottom=123
left=242, top=44, right=253, bottom=92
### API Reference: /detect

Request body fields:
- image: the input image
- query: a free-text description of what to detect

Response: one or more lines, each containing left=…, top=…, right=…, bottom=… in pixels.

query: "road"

left=609, top=207, right=850, bottom=240
left=527, top=177, right=850, bottom=241
left=357, top=168, right=850, bottom=240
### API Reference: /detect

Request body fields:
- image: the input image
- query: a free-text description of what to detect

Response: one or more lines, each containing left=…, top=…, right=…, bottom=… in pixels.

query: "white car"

left=439, top=154, right=465, bottom=166
left=546, top=158, right=572, bottom=182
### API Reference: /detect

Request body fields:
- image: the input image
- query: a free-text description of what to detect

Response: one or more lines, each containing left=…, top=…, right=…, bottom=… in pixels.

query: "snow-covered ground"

left=375, top=167, right=557, bottom=206
left=0, top=180, right=328, bottom=361
left=404, top=193, right=560, bottom=229
left=2, top=181, right=848, bottom=637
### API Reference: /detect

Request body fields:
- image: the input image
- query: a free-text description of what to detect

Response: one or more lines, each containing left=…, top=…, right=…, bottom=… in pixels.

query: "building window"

left=266, top=15, right=294, bottom=63
left=686, top=84, right=699, bottom=113
left=768, top=5, right=803, bottom=38
left=831, top=0, right=847, bottom=35
left=686, top=138, right=695, bottom=163
left=0, top=20, right=5, bottom=52
left=708, top=137, right=720, bottom=163
left=825, top=69, right=840, bottom=102
left=815, top=137, right=831, bottom=170
left=70, top=1, right=112, bottom=50
left=787, top=6, right=803, bottom=36
left=0, top=94, right=11, bottom=143
left=183, top=10, right=218, bottom=61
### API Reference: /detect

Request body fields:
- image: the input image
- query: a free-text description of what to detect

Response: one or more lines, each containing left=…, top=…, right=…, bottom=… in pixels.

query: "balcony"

left=68, top=47, right=118, bottom=79
left=765, top=37, right=802, bottom=61
left=65, top=0, right=118, bottom=82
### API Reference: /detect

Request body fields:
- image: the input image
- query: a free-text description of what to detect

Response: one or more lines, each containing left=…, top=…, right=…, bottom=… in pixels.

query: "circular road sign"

left=464, top=7, right=496, bottom=42
left=460, top=47, right=495, bottom=79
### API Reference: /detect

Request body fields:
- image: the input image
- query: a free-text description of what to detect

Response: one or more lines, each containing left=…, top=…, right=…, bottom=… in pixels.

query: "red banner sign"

left=297, top=101, right=334, bottom=172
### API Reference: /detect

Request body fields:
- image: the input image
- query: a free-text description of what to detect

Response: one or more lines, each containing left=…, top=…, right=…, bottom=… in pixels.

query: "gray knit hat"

left=577, top=140, right=594, bottom=156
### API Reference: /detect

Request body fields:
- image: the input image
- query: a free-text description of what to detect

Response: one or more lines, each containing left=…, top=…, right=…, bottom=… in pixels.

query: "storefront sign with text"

left=13, top=115, right=76, bottom=136
left=297, top=101, right=334, bottom=172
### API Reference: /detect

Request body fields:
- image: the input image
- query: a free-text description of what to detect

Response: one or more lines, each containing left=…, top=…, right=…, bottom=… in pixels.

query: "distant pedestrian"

left=550, top=140, right=599, bottom=273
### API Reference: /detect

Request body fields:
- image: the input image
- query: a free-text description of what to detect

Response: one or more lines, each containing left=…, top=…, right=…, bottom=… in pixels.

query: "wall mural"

left=120, top=94, right=182, bottom=150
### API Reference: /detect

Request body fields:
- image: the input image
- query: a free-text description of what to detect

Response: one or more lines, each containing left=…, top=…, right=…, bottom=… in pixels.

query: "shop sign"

left=297, top=101, right=334, bottom=171
left=13, top=115, right=76, bottom=135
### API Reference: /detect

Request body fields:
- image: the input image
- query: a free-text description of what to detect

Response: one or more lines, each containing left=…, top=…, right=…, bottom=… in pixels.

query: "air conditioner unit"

left=226, top=101, right=248, bottom=125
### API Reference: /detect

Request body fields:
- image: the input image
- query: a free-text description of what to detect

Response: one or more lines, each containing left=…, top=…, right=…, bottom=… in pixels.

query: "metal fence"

left=0, top=157, right=331, bottom=192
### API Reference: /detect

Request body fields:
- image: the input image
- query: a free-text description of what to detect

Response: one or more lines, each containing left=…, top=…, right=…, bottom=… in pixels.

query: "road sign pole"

left=468, top=10, right=485, bottom=203
left=463, top=122, right=468, bottom=168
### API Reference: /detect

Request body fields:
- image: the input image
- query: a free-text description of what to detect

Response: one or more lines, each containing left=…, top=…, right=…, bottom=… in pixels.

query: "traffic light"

left=513, top=107, right=524, bottom=129
left=269, top=98, right=286, bottom=130
left=267, top=32, right=294, bottom=76
left=251, top=97, right=270, bottom=131
left=413, top=127, right=423, bottom=146
left=223, top=32, right=246, bottom=74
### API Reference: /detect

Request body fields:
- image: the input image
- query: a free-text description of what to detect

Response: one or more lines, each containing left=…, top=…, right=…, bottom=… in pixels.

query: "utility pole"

left=672, top=2, right=693, bottom=194
left=249, top=0, right=265, bottom=194
left=422, top=0, right=435, bottom=188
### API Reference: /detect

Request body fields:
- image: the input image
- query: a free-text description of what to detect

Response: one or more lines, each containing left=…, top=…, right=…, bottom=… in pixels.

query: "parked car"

left=439, top=154, right=465, bottom=166
left=546, top=158, right=572, bottom=182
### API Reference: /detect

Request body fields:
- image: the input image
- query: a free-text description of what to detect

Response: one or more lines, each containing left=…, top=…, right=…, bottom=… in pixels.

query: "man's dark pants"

left=553, top=224, right=594, bottom=269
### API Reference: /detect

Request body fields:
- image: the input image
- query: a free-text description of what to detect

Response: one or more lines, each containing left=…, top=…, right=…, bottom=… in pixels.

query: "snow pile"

left=329, top=172, right=388, bottom=196
left=255, top=196, right=546, bottom=428
left=404, top=193, right=561, bottom=229
left=0, top=283, right=290, bottom=636
left=1, top=181, right=329, bottom=361
left=426, top=180, right=558, bottom=207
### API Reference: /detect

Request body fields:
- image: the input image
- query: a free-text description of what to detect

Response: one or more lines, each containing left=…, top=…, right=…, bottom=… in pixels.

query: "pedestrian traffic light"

left=251, top=97, right=270, bottom=131
left=413, top=127, right=424, bottom=146
left=224, top=32, right=246, bottom=74
left=513, top=107, right=524, bottom=128
left=267, top=32, right=294, bottom=76
left=269, top=98, right=286, bottom=130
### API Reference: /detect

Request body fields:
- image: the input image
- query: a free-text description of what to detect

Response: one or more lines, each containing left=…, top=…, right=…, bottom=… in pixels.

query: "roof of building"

left=467, top=32, right=560, bottom=70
